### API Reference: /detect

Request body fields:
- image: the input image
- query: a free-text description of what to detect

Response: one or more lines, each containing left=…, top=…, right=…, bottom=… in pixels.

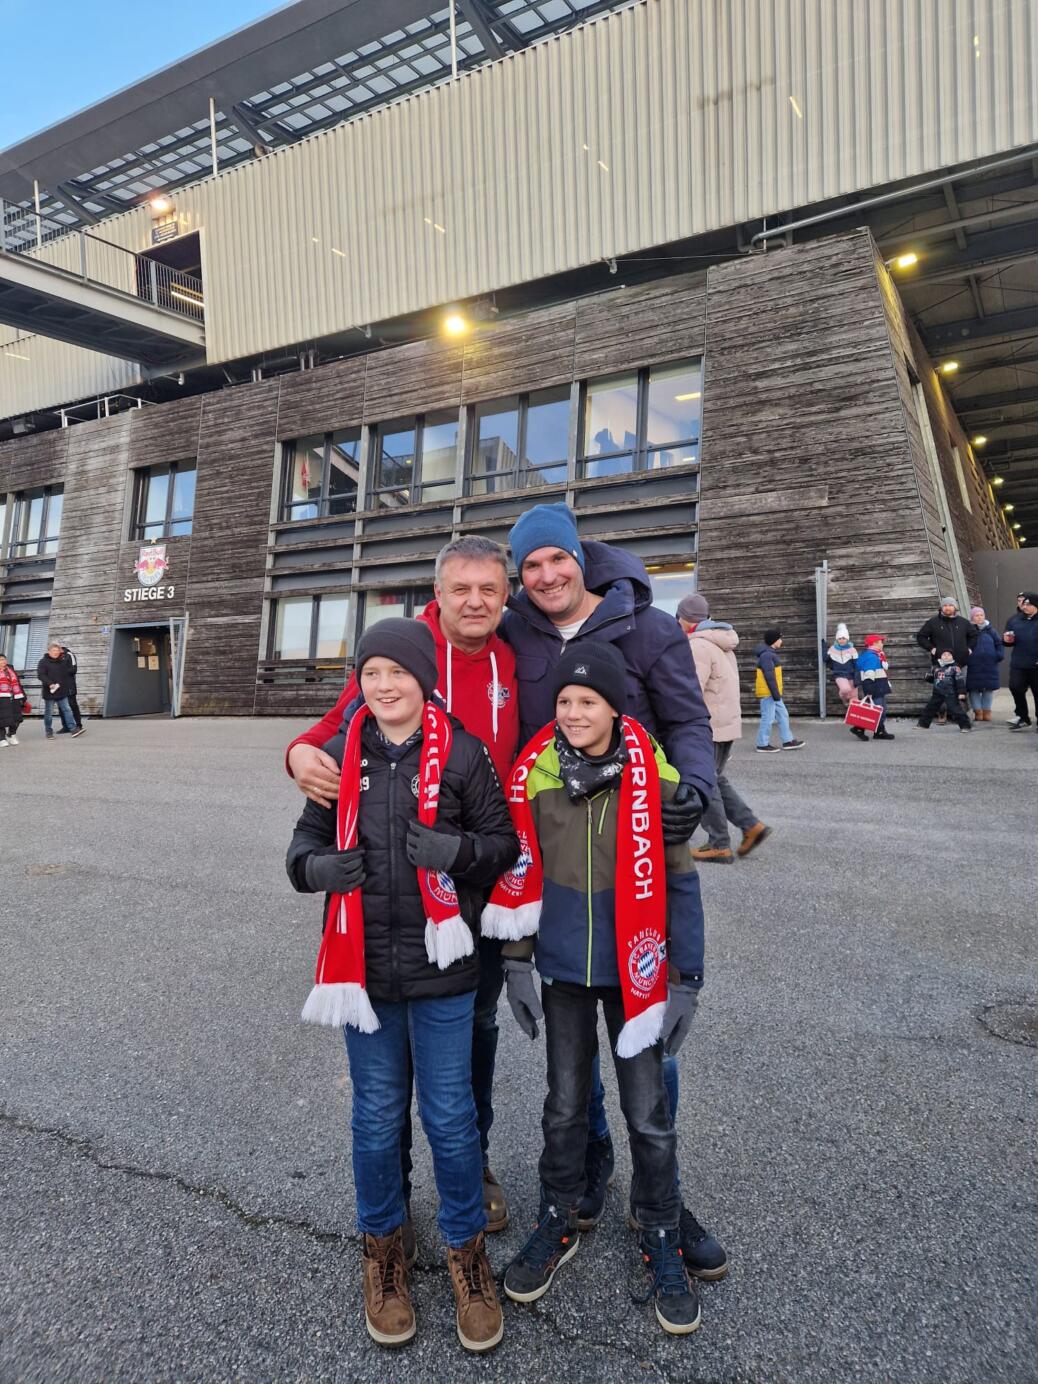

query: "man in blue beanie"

left=501, top=501, right=727, bottom=1283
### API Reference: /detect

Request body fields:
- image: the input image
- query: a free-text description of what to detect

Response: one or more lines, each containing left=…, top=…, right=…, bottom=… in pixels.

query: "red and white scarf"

left=302, top=700, right=473, bottom=1031
left=482, top=717, right=669, bottom=1057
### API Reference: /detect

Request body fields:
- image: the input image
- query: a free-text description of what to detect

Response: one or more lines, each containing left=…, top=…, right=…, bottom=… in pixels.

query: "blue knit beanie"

left=509, top=502, right=585, bottom=573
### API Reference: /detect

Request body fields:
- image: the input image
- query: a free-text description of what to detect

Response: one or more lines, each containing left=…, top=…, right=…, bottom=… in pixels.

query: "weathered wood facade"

left=0, top=230, right=1010, bottom=720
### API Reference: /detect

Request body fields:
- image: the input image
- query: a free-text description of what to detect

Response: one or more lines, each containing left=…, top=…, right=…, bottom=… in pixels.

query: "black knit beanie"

left=355, top=618, right=439, bottom=699
left=552, top=641, right=627, bottom=715
left=763, top=627, right=781, bottom=646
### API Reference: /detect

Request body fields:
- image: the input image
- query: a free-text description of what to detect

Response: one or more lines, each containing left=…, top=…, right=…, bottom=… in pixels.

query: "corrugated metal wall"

left=3, top=0, right=1037, bottom=417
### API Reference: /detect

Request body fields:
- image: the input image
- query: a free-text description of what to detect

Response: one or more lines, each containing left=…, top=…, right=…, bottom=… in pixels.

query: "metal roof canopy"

left=0, top=0, right=632, bottom=230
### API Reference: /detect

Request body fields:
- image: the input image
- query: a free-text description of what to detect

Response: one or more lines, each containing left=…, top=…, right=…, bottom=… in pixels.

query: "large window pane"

left=522, top=386, right=570, bottom=486
left=42, top=491, right=63, bottom=552
left=315, top=596, right=349, bottom=658
left=274, top=597, right=313, bottom=660
left=327, top=430, right=361, bottom=515
left=288, top=436, right=325, bottom=518
left=23, top=495, right=44, bottom=554
left=649, top=564, right=697, bottom=616
left=472, top=398, right=519, bottom=495
left=645, top=361, right=701, bottom=449
left=1, top=623, right=30, bottom=669
left=420, top=411, right=459, bottom=497
left=362, top=589, right=408, bottom=629
left=170, top=467, right=195, bottom=535
left=143, top=470, right=170, bottom=531
left=583, top=373, right=638, bottom=477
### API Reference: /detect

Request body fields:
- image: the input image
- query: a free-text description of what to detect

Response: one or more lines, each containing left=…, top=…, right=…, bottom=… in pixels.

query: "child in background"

left=853, top=634, right=895, bottom=741
left=917, top=651, right=972, bottom=732
left=754, top=629, right=806, bottom=753
left=825, top=624, right=859, bottom=706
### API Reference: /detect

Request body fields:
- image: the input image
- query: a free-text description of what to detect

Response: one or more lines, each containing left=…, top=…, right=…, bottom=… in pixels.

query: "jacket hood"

left=753, top=641, right=774, bottom=656
left=691, top=623, right=739, bottom=651
left=581, top=540, right=653, bottom=609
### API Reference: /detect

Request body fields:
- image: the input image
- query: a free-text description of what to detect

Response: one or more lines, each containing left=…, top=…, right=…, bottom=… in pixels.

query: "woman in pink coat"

left=677, top=595, right=770, bottom=864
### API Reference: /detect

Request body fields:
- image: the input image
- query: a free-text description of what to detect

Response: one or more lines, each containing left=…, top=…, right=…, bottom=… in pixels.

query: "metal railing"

left=0, top=201, right=204, bottom=323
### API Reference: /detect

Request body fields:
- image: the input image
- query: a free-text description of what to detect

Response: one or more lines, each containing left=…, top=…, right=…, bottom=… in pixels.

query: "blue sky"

left=1, top=0, right=282, bottom=148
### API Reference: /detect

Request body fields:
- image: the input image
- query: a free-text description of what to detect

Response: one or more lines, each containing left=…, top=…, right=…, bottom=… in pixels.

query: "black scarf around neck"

left=554, top=724, right=628, bottom=802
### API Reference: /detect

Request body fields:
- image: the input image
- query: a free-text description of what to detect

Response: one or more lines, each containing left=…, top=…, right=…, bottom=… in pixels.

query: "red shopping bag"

left=844, top=697, right=883, bottom=733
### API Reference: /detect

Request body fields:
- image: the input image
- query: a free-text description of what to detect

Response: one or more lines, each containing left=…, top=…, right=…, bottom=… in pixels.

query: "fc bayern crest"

left=135, top=544, right=169, bottom=587
left=501, top=832, right=534, bottom=897
left=426, top=871, right=459, bottom=908
left=627, top=936, right=666, bottom=995
left=487, top=681, right=511, bottom=709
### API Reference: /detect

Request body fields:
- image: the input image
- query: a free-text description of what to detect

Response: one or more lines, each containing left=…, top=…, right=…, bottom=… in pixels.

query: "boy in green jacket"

left=482, top=642, right=706, bottom=1336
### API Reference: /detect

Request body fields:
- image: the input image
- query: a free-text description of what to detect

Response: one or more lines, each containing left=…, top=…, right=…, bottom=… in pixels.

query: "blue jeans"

left=43, top=697, right=76, bottom=734
left=968, top=689, right=994, bottom=711
left=756, top=696, right=792, bottom=747
left=588, top=1050, right=679, bottom=1140
left=342, top=991, right=485, bottom=1247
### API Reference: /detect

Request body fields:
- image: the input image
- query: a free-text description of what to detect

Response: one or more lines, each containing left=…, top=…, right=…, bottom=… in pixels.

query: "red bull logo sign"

left=124, top=545, right=176, bottom=603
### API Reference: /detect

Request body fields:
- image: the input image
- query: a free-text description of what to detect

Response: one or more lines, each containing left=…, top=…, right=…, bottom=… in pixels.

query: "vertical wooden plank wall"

left=697, top=231, right=947, bottom=714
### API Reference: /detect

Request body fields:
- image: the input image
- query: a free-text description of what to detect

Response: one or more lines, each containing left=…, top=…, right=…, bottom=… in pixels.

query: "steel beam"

left=921, top=307, right=1038, bottom=352
left=455, top=0, right=505, bottom=56
left=955, top=385, right=1038, bottom=414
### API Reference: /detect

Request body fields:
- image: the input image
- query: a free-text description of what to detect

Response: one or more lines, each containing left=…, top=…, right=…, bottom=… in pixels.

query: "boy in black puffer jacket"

left=287, top=619, right=518, bottom=1354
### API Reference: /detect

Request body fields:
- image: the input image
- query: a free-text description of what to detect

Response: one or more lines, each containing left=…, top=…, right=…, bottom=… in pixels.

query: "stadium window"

left=132, top=462, right=196, bottom=539
left=360, top=587, right=435, bottom=631
left=8, top=486, right=64, bottom=556
left=579, top=359, right=702, bottom=479
left=467, top=386, right=570, bottom=495
left=370, top=413, right=459, bottom=508
left=281, top=429, right=361, bottom=520
left=270, top=594, right=350, bottom=661
left=0, top=622, right=30, bottom=669
left=646, top=562, right=698, bottom=616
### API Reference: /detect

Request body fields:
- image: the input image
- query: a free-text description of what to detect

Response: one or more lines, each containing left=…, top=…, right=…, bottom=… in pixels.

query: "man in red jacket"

left=286, top=535, right=519, bottom=1232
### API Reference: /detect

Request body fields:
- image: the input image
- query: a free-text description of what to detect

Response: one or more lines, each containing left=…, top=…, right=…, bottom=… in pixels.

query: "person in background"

left=1003, top=592, right=1038, bottom=731
left=0, top=653, right=27, bottom=747
left=916, top=596, right=978, bottom=666
left=965, top=607, right=1003, bottom=722
left=677, top=594, right=770, bottom=864
left=824, top=624, right=859, bottom=706
left=754, top=629, right=806, bottom=753
left=852, top=634, right=895, bottom=741
left=36, top=643, right=84, bottom=739
left=58, top=645, right=83, bottom=732
left=917, top=651, right=971, bottom=732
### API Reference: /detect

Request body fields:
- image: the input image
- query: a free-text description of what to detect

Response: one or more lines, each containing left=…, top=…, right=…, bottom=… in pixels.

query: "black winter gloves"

left=405, top=820, right=473, bottom=874
left=305, top=846, right=366, bottom=894
left=660, top=782, right=705, bottom=846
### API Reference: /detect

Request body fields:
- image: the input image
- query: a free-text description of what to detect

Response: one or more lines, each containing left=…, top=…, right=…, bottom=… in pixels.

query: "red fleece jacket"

left=285, top=601, right=520, bottom=783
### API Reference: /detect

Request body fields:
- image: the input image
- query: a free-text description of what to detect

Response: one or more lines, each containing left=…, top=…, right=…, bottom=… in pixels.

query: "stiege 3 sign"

left=124, top=544, right=176, bottom=602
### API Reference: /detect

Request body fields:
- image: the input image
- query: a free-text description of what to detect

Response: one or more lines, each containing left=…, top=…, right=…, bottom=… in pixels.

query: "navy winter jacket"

left=500, top=541, right=716, bottom=807
left=1004, top=612, right=1038, bottom=670
left=965, top=624, right=1004, bottom=691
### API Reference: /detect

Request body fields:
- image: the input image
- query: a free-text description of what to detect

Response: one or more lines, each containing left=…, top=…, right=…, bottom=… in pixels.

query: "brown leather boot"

left=362, top=1227, right=415, bottom=1347
left=482, top=1166, right=509, bottom=1232
left=447, top=1231, right=503, bottom=1352
left=736, top=822, right=772, bottom=857
left=691, top=845, right=734, bottom=864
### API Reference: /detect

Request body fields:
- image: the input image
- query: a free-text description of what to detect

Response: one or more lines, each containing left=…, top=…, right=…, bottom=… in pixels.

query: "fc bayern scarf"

left=302, top=700, right=473, bottom=1031
left=482, top=716, right=669, bottom=1057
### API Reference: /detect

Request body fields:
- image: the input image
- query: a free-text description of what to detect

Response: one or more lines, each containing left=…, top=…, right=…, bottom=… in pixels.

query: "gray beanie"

left=940, top=595, right=959, bottom=610
left=355, top=618, right=438, bottom=699
left=676, top=593, right=709, bottom=622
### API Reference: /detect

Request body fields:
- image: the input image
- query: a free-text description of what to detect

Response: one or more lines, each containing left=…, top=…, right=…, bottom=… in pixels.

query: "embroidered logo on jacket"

left=488, top=681, right=511, bottom=708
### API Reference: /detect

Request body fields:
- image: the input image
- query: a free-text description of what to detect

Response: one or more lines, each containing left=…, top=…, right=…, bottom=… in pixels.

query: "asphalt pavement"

left=1, top=705, right=1036, bottom=1384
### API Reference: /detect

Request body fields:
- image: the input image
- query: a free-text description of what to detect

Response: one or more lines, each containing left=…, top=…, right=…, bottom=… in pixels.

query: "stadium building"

left=1, top=0, right=1037, bottom=718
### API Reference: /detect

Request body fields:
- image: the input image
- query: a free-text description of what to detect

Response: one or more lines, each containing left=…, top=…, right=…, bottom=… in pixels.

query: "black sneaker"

left=576, top=1135, right=615, bottom=1230
left=503, top=1204, right=579, bottom=1303
left=1008, top=718, right=1031, bottom=731
left=634, top=1227, right=701, bottom=1335
left=70, top=727, right=86, bottom=738
left=45, top=731, right=55, bottom=739
left=755, top=744, right=781, bottom=754
left=781, top=738, right=806, bottom=750
left=679, top=1206, right=729, bottom=1281
left=849, top=727, right=868, bottom=741
left=872, top=728, right=895, bottom=741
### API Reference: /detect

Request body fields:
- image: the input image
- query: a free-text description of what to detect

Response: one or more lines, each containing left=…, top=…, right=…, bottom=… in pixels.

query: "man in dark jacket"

left=502, top=503, right=715, bottom=824
left=1003, top=592, right=1038, bottom=729
left=36, top=643, right=84, bottom=738
left=916, top=597, right=978, bottom=666
left=501, top=502, right=727, bottom=1282
left=58, top=645, right=83, bottom=731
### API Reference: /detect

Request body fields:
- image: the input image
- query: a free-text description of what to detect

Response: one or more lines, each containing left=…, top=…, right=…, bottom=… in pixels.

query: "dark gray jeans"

left=539, top=980, right=679, bottom=1230
left=701, top=740, right=758, bottom=849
